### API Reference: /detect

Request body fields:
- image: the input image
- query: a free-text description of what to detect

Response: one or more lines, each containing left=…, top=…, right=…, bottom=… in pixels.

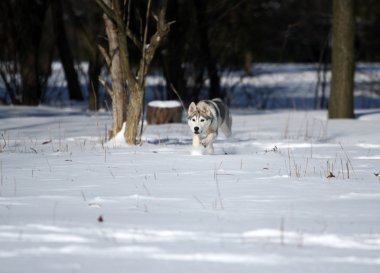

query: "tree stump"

left=146, top=100, right=183, bottom=125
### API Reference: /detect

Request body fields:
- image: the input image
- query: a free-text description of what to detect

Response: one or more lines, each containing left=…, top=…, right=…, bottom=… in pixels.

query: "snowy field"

left=1, top=105, right=380, bottom=273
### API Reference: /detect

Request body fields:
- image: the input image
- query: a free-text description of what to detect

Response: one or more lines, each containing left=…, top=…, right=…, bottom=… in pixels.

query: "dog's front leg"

left=192, top=134, right=202, bottom=147
left=191, top=134, right=206, bottom=155
left=192, top=133, right=216, bottom=155
left=202, top=132, right=217, bottom=154
left=201, top=132, right=217, bottom=148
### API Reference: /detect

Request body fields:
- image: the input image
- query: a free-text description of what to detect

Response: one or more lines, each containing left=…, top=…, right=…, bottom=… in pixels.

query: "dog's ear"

left=188, top=102, right=197, bottom=116
left=199, top=103, right=211, bottom=116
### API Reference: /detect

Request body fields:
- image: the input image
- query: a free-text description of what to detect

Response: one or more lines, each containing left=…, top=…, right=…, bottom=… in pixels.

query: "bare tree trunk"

left=16, top=0, right=48, bottom=105
left=193, top=0, right=221, bottom=99
left=97, top=0, right=170, bottom=144
left=51, top=0, right=83, bottom=101
left=328, top=0, right=355, bottom=119
left=244, top=51, right=253, bottom=77
left=21, top=53, right=40, bottom=105
left=162, top=0, right=186, bottom=101
left=124, top=85, right=144, bottom=144
left=124, top=0, right=171, bottom=145
left=101, top=0, right=126, bottom=138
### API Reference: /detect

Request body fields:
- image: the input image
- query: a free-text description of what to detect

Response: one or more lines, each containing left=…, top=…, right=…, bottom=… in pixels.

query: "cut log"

left=146, top=100, right=183, bottom=125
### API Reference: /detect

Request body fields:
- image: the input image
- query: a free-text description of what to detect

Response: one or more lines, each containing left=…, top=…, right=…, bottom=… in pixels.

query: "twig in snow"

left=193, top=195, right=207, bottom=209
left=339, top=142, right=355, bottom=177
left=215, top=176, right=224, bottom=210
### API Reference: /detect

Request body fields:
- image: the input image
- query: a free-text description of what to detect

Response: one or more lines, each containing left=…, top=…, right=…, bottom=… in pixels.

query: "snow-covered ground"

left=1, top=105, right=380, bottom=273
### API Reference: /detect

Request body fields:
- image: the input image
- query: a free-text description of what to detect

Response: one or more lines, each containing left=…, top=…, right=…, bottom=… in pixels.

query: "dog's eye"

left=192, top=118, right=196, bottom=122
left=200, top=119, right=205, bottom=122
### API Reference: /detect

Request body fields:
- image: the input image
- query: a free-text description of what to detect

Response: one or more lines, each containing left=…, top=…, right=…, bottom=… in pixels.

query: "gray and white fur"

left=187, top=98, right=232, bottom=154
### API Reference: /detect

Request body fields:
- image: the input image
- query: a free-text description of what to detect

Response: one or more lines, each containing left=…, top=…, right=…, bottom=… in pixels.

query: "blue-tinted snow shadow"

left=0, top=105, right=110, bottom=119
left=145, top=137, right=192, bottom=146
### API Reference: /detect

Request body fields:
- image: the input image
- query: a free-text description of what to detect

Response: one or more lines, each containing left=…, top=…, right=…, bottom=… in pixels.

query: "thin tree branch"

left=98, top=44, right=111, bottom=67
left=139, top=0, right=152, bottom=86
left=127, top=28, right=143, bottom=51
left=95, top=0, right=116, bottom=22
left=125, top=0, right=142, bottom=50
left=98, top=77, right=113, bottom=97
left=137, top=0, right=171, bottom=82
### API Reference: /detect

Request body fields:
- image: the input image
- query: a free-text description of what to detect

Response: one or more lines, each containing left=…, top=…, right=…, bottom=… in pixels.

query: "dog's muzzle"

left=194, top=127, right=200, bottom=134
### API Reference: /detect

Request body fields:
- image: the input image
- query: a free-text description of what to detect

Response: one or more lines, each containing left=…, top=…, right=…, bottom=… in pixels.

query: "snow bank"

left=148, top=100, right=182, bottom=108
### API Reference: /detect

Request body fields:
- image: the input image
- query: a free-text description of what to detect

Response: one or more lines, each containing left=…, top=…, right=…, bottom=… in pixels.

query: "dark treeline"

left=0, top=0, right=379, bottom=107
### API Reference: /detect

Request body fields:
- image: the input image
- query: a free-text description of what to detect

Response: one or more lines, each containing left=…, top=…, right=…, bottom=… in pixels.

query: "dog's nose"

left=194, top=127, right=199, bottom=132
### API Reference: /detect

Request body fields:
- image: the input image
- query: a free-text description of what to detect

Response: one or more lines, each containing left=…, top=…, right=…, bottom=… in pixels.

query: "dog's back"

left=204, top=99, right=232, bottom=137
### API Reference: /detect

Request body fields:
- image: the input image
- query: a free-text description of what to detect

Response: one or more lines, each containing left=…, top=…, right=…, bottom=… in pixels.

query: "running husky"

left=187, top=98, right=232, bottom=154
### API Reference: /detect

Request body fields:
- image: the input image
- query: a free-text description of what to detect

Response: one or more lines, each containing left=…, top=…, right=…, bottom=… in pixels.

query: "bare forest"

left=1, top=0, right=380, bottom=142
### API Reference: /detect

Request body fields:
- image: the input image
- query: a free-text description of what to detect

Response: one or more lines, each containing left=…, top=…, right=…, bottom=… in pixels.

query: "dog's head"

left=187, top=102, right=213, bottom=135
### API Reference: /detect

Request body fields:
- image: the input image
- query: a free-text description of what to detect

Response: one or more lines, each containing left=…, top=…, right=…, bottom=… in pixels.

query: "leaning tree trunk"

left=328, top=0, right=355, bottom=119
